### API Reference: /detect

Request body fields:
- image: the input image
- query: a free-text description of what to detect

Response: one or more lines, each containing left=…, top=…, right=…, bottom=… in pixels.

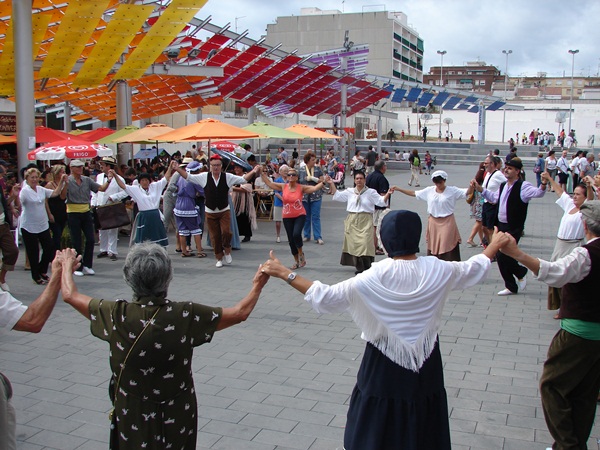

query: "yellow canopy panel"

left=0, top=13, right=52, bottom=96
left=39, top=0, right=112, bottom=79
left=114, top=0, right=208, bottom=80
left=73, top=4, right=153, bottom=88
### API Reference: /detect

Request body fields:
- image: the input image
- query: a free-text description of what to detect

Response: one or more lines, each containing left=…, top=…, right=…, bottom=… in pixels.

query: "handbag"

left=95, top=202, right=130, bottom=230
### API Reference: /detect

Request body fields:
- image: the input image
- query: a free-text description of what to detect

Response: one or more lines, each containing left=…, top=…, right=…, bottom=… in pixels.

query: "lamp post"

left=568, top=49, right=579, bottom=133
left=501, top=49, right=512, bottom=143
left=437, top=50, right=446, bottom=140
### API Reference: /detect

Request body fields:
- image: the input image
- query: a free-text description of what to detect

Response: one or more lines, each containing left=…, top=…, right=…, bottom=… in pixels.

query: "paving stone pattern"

left=1, top=163, right=599, bottom=449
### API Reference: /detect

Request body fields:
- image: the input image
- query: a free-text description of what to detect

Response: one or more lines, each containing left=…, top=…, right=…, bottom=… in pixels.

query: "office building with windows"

left=264, top=8, right=424, bottom=82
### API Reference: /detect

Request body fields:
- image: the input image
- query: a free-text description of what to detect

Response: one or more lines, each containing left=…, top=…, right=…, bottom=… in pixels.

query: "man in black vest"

left=366, top=160, right=390, bottom=255
left=472, top=157, right=546, bottom=295
left=498, top=200, right=600, bottom=450
left=175, top=154, right=260, bottom=267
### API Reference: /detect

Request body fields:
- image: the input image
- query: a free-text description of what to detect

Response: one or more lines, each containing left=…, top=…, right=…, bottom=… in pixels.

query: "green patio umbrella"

left=96, top=126, right=139, bottom=165
left=242, top=122, right=309, bottom=161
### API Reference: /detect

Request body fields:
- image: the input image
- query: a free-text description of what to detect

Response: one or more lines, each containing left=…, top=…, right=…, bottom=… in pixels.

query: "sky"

left=198, top=0, right=600, bottom=78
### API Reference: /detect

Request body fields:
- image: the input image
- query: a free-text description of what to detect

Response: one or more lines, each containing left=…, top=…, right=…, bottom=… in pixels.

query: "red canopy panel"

left=205, top=47, right=238, bottom=67
left=196, top=34, right=230, bottom=60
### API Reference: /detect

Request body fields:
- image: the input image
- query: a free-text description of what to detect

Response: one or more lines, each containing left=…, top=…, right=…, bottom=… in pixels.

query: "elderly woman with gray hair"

left=60, top=243, right=269, bottom=450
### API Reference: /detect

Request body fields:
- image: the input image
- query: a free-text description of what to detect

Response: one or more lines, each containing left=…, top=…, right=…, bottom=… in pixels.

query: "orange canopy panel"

left=155, top=118, right=261, bottom=142
left=285, top=124, right=342, bottom=139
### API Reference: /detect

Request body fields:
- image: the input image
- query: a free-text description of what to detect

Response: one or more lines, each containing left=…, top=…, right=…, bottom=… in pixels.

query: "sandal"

left=181, top=252, right=195, bottom=258
left=466, top=240, right=477, bottom=248
left=290, top=262, right=299, bottom=270
left=175, top=248, right=183, bottom=253
left=196, top=251, right=207, bottom=258
left=33, top=279, right=48, bottom=285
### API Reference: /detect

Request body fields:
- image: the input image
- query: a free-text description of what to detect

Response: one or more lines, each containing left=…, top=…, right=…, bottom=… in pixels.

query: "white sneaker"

left=82, top=267, right=95, bottom=276
left=215, top=260, right=223, bottom=268
left=73, top=270, right=84, bottom=277
left=517, top=276, right=527, bottom=291
left=224, top=254, right=232, bottom=265
left=0, top=282, right=10, bottom=292
left=276, top=236, right=281, bottom=243
left=497, top=288, right=515, bottom=296
left=303, top=237, right=309, bottom=242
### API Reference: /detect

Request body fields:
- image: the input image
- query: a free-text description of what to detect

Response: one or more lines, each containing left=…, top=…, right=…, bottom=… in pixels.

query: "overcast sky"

left=198, top=0, right=600, bottom=78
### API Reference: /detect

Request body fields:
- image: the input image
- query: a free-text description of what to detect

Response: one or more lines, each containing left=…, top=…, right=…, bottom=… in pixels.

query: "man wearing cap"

left=174, top=154, right=261, bottom=267
left=91, top=157, right=128, bottom=261
left=498, top=200, right=600, bottom=450
left=472, top=156, right=546, bottom=295
left=66, top=160, right=111, bottom=276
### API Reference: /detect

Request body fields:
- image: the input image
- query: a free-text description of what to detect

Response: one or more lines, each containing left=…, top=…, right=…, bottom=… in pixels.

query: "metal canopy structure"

left=0, top=0, right=391, bottom=126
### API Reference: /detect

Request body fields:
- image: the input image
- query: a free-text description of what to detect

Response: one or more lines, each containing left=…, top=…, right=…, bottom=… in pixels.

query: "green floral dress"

left=89, top=296, right=222, bottom=450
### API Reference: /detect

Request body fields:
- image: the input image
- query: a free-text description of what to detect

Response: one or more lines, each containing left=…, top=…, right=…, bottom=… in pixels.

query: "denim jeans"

left=302, top=198, right=322, bottom=240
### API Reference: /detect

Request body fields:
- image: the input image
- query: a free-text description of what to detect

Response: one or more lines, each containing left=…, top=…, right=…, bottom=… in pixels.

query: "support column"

left=340, top=56, right=348, bottom=165
left=248, top=106, right=256, bottom=124
left=477, top=100, right=486, bottom=145
left=63, top=102, right=72, bottom=132
left=116, top=80, right=133, bottom=165
left=13, top=0, right=35, bottom=175
left=376, top=113, right=382, bottom=154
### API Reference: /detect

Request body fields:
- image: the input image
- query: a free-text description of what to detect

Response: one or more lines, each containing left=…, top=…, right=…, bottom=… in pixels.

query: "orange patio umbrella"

left=112, top=124, right=177, bottom=159
left=155, top=118, right=261, bottom=156
left=0, top=135, right=16, bottom=144
left=285, top=124, right=342, bottom=139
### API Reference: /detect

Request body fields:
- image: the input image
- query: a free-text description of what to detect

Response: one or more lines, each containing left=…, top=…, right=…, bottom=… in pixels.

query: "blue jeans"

left=302, top=198, right=322, bottom=240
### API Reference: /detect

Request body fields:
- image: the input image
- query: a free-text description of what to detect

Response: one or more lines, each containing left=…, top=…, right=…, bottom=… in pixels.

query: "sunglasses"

left=287, top=173, right=298, bottom=177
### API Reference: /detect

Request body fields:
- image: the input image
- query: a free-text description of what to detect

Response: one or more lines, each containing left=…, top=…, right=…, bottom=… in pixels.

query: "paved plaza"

left=1, top=163, right=599, bottom=449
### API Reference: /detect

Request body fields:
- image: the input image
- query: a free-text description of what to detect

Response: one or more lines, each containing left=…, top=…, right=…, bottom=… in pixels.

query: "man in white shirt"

left=556, top=150, right=570, bottom=192
left=175, top=155, right=261, bottom=267
left=498, top=200, right=600, bottom=450
left=0, top=254, right=63, bottom=450
left=481, top=155, right=506, bottom=247
left=92, top=157, right=128, bottom=261
left=570, top=151, right=583, bottom=186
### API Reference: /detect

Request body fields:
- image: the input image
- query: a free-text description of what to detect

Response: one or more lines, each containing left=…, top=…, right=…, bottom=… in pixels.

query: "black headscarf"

left=380, top=210, right=421, bottom=257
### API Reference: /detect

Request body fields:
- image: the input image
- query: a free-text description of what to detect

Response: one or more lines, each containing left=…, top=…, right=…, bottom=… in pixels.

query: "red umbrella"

left=27, top=139, right=114, bottom=161
left=78, top=127, right=115, bottom=142
left=210, top=140, right=243, bottom=152
left=35, top=126, right=73, bottom=144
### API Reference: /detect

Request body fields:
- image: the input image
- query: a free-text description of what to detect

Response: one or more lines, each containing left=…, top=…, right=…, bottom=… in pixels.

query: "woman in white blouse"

left=260, top=210, right=508, bottom=450
left=542, top=171, right=593, bottom=318
left=326, top=170, right=392, bottom=274
left=111, top=162, right=174, bottom=247
left=396, top=170, right=472, bottom=261
left=18, top=167, right=67, bottom=285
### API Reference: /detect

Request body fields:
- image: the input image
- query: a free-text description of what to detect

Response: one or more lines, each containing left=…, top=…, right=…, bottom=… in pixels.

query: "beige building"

left=264, top=8, right=424, bottom=82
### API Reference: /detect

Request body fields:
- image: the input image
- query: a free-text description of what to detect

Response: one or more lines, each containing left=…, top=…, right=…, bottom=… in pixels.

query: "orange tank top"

left=282, top=184, right=306, bottom=218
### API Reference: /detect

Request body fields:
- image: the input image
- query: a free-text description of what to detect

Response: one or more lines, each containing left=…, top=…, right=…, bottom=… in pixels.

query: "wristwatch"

left=286, top=272, right=297, bottom=285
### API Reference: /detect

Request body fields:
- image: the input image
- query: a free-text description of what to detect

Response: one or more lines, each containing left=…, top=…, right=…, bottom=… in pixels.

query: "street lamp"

left=568, top=49, right=579, bottom=133
left=501, top=49, right=512, bottom=143
left=437, top=50, right=446, bottom=140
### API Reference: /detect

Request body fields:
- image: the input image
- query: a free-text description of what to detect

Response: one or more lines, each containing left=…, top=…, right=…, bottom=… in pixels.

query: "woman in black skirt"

left=260, top=210, right=508, bottom=449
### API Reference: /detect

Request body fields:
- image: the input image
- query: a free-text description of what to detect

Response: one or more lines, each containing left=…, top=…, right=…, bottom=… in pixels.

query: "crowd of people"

left=1, top=142, right=600, bottom=450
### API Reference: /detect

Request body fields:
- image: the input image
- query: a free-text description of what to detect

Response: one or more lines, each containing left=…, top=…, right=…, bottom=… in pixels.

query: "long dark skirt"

left=344, top=340, right=450, bottom=450
left=131, top=209, right=168, bottom=247
left=236, top=212, right=252, bottom=239
left=427, top=242, right=461, bottom=262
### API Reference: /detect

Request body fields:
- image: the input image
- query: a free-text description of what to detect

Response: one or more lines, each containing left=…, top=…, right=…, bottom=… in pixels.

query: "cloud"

left=198, top=0, right=600, bottom=77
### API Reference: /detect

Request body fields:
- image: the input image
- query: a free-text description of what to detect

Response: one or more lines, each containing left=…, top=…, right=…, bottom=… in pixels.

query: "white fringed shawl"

left=305, top=254, right=491, bottom=372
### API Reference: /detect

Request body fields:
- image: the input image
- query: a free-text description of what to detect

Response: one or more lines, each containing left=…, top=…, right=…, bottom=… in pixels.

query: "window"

left=556, top=80, right=562, bottom=86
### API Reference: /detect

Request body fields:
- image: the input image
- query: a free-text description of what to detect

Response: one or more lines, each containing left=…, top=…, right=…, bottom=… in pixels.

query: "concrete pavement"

left=1, top=163, right=599, bottom=449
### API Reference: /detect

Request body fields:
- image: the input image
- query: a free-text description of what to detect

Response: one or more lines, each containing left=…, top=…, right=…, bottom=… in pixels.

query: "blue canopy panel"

left=463, top=96, right=478, bottom=104
left=382, top=83, right=394, bottom=92
left=456, top=103, right=471, bottom=110
left=431, top=92, right=450, bottom=106
left=468, top=105, right=480, bottom=113
left=486, top=101, right=506, bottom=111
left=405, top=87, right=422, bottom=102
left=417, top=92, right=435, bottom=106
left=442, top=96, right=462, bottom=110
left=391, top=88, right=406, bottom=103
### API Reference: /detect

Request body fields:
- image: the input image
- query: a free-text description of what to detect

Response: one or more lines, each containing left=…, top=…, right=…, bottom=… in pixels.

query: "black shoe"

left=97, top=252, right=109, bottom=258
left=109, top=254, right=117, bottom=261
left=242, top=236, right=251, bottom=242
